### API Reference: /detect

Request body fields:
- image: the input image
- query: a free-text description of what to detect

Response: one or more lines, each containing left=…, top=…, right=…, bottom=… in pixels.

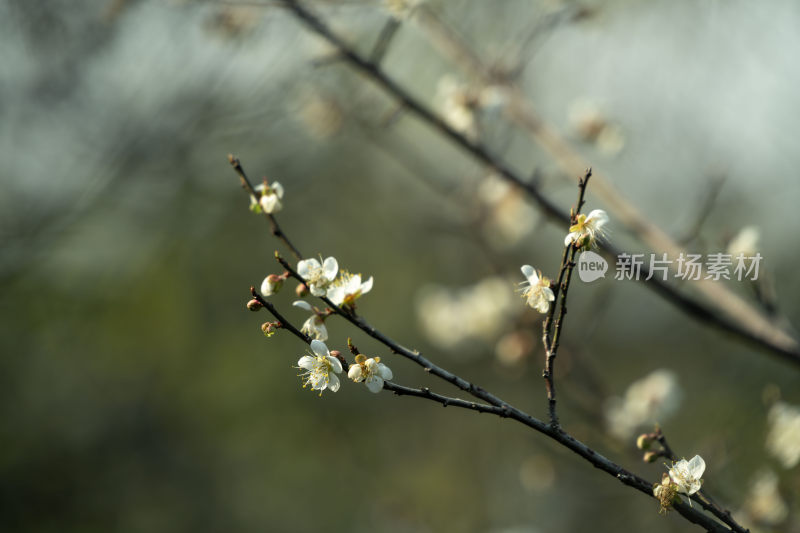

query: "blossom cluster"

left=296, top=340, right=394, bottom=396
left=518, top=209, right=608, bottom=314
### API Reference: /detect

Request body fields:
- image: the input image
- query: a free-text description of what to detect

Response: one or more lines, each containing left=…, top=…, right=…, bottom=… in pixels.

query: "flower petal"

left=271, top=181, right=284, bottom=199
left=521, top=265, right=536, bottom=283
left=365, top=375, right=384, bottom=393
left=543, top=286, right=555, bottom=302
left=361, top=276, right=374, bottom=295
left=310, top=339, right=329, bottom=358
left=297, top=258, right=319, bottom=278
left=327, top=286, right=344, bottom=306
left=293, top=300, right=313, bottom=311
left=586, top=209, right=609, bottom=227
left=687, top=455, right=706, bottom=478
left=327, top=355, right=343, bottom=374
left=322, top=257, right=338, bottom=280
left=327, top=373, right=340, bottom=392
left=298, top=355, right=315, bottom=370
left=378, top=363, right=393, bottom=381
left=348, top=364, right=363, bottom=381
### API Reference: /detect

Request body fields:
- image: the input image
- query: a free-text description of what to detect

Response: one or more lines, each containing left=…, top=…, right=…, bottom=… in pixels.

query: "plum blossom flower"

left=297, top=257, right=338, bottom=297
left=293, top=300, right=328, bottom=341
left=519, top=265, right=555, bottom=314
left=250, top=181, right=284, bottom=214
left=348, top=354, right=393, bottom=393
left=297, top=340, right=342, bottom=395
left=564, top=209, right=609, bottom=250
left=668, top=455, right=705, bottom=496
left=328, top=271, right=373, bottom=307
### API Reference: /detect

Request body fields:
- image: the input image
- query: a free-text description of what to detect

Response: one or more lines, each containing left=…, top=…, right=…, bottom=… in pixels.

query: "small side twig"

left=228, top=154, right=304, bottom=260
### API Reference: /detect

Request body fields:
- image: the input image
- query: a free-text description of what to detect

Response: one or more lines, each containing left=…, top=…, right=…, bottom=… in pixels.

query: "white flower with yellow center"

left=297, top=257, right=338, bottom=297
left=297, top=340, right=342, bottom=395
left=668, top=455, right=705, bottom=496
left=519, top=265, right=555, bottom=314
left=564, top=209, right=609, bottom=250
left=293, top=300, right=328, bottom=341
left=327, top=271, right=373, bottom=307
left=348, top=355, right=393, bottom=393
left=250, top=181, right=284, bottom=214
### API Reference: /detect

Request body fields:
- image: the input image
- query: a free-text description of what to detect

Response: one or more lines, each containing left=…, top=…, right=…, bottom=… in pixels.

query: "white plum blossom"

left=766, top=401, right=800, bottom=469
left=436, top=76, right=477, bottom=139
left=348, top=354, right=393, bottom=393
left=250, top=181, right=284, bottom=214
left=519, top=265, right=555, bottom=314
left=605, top=369, right=682, bottom=440
left=564, top=209, right=609, bottom=250
left=297, top=256, right=338, bottom=297
left=327, top=271, right=373, bottom=307
left=293, top=300, right=328, bottom=341
left=297, top=339, right=342, bottom=395
left=668, top=455, right=706, bottom=496
left=260, top=274, right=284, bottom=296
left=416, top=277, right=519, bottom=352
left=742, top=469, right=789, bottom=526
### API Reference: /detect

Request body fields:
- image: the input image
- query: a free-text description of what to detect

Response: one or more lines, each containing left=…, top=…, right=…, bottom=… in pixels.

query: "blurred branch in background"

left=270, top=0, right=800, bottom=367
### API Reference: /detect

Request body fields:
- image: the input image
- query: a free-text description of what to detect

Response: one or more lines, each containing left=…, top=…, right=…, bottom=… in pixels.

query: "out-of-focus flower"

left=519, top=265, right=554, bottom=314
left=384, top=0, right=422, bottom=19
left=436, top=76, right=478, bottom=139
left=250, top=181, right=284, bottom=214
left=742, top=470, right=788, bottom=526
left=416, top=277, right=519, bottom=352
left=605, top=369, right=681, bottom=440
left=727, top=226, right=760, bottom=258
left=766, top=401, right=800, bottom=469
left=565, top=209, right=609, bottom=250
left=297, top=90, right=343, bottom=139
left=327, top=271, right=373, bottom=307
left=260, top=273, right=284, bottom=296
left=297, top=340, right=342, bottom=395
left=568, top=99, right=625, bottom=156
left=298, top=256, right=338, bottom=297
left=668, top=455, right=705, bottom=496
left=293, top=300, right=328, bottom=341
left=348, top=354, right=393, bottom=393
left=478, top=174, right=536, bottom=248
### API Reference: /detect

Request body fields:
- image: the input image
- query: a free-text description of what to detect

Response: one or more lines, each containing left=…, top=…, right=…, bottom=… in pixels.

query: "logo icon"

left=577, top=251, right=608, bottom=282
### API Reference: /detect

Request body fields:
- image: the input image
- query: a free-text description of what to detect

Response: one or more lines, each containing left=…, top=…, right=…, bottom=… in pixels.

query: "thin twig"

left=228, top=154, right=304, bottom=260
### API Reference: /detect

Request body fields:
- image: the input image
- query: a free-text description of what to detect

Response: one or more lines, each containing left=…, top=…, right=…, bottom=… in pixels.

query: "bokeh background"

left=2, top=0, right=799, bottom=532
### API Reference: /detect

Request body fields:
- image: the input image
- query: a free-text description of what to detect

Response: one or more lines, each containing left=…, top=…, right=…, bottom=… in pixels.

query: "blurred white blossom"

left=297, top=256, right=338, bottom=297
left=727, top=226, right=760, bottom=258
left=741, top=470, right=788, bottom=526
left=478, top=174, right=537, bottom=248
left=568, top=99, right=626, bottom=156
left=436, top=76, right=477, bottom=139
left=766, top=401, right=800, bottom=469
left=416, top=277, right=519, bottom=352
left=605, top=369, right=682, bottom=439
left=348, top=355, right=393, bottom=393
left=297, top=340, right=342, bottom=395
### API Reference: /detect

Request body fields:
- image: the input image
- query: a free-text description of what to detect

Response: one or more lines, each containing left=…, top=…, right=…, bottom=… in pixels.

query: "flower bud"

left=261, top=322, right=276, bottom=337
left=295, top=282, right=309, bottom=298
left=247, top=299, right=263, bottom=311
left=636, top=433, right=653, bottom=450
left=643, top=451, right=659, bottom=463
left=261, top=274, right=284, bottom=296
